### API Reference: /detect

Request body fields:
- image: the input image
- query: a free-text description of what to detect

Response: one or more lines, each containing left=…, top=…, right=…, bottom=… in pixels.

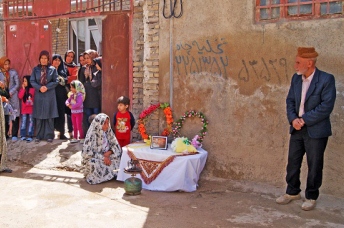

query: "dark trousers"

left=54, top=112, right=65, bottom=135
left=5, top=115, right=9, bottom=138
left=83, top=107, right=100, bottom=134
left=36, top=118, right=55, bottom=140
left=67, top=114, right=73, bottom=133
left=286, top=126, right=328, bottom=200
left=11, top=117, right=19, bottom=137
left=5, top=116, right=20, bottom=137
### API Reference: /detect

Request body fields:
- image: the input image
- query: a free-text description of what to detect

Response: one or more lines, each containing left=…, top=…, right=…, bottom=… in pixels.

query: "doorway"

left=101, top=13, right=130, bottom=120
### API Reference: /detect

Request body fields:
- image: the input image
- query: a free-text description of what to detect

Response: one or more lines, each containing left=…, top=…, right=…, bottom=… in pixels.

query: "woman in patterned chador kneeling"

left=81, top=113, right=122, bottom=184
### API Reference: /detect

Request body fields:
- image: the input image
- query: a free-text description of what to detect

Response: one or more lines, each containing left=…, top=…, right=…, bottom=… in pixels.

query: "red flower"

left=138, top=103, right=174, bottom=139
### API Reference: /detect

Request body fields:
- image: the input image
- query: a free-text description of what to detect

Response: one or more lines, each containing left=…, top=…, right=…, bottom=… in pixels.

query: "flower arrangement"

left=138, top=103, right=174, bottom=140
left=171, top=137, right=197, bottom=154
left=172, top=110, right=208, bottom=148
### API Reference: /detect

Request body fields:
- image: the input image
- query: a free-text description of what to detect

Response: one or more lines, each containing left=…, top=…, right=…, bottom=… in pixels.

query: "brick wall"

left=132, top=0, right=161, bottom=140
left=132, top=0, right=145, bottom=139
left=51, top=19, right=69, bottom=57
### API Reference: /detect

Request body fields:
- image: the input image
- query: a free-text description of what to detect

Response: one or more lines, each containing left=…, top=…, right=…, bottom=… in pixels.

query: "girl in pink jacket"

left=18, top=75, right=35, bottom=142
left=66, top=80, right=85, bottom=143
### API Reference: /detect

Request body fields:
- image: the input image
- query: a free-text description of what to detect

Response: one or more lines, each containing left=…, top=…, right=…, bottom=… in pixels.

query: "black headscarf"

left=93, top=57, right=102, bottom=68
left=52, top=54, right=68, bottom=79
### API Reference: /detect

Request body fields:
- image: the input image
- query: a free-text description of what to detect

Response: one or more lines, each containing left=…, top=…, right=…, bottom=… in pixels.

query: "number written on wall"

left=238, top=58, right=288, bottom=85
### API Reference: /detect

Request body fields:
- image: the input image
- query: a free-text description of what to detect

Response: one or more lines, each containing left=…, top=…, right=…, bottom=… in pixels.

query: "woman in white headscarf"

left=81, top=113, right=122, bottom=184
left=0, top=98, right=12, bottom=173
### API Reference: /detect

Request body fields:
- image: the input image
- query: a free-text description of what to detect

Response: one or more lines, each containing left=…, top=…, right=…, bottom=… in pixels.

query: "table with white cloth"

left=116, top=142, right=208, bottom=192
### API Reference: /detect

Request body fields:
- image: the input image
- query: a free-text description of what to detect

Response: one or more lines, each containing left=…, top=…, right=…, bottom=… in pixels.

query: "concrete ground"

left=1, top=137, right=344, bottom=228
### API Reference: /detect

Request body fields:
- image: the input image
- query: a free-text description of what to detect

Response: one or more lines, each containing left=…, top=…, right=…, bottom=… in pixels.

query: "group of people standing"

left=0, top=49, right=102, bottom=144
left=0, top=48, right=135, bottom=186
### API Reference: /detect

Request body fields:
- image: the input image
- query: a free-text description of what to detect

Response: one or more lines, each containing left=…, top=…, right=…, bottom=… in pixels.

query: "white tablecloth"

left=117, top=142, right=208, bottom=192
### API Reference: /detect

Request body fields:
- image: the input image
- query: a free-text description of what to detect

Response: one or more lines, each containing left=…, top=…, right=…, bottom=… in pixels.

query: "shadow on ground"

left=2, top=138, right=344, bottom=228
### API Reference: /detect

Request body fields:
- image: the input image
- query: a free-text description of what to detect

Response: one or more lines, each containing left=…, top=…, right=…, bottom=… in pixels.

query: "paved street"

left=1, top=138, right=344, bottom=228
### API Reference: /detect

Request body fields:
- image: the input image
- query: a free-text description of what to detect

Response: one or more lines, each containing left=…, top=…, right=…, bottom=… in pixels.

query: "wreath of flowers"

left=172, top=110, right=208, bottom=148
left=138, top=103, right=174, bottom=140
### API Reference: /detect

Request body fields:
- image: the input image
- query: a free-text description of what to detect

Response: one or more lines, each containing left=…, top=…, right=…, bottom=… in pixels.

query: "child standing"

left=113, top=96, right=135, bottom=147
left=66, top=80, right=85, bottom=144
left=18, top=75, right=35, bottom=142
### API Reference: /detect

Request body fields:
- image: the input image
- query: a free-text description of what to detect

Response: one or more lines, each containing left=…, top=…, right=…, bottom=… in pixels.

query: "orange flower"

left=138, top=123, right=145, bottom=130
left=163, top=107, right=171, bottom=114
left=138, top=103, right=174, bottom=139
left=166, top=115, right=173, bottom=124
left=142, top=133, right=149, bottom=139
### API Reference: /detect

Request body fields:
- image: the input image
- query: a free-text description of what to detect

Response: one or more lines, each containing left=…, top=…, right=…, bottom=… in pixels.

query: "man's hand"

left=292, top=118, right=305, bottom=130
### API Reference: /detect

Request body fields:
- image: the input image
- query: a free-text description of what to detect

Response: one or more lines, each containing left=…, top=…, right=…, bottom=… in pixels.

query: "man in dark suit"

left=276, top=47, right=336, bottom=211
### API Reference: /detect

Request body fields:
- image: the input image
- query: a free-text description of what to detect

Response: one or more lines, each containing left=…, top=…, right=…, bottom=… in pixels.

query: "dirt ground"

left=0, top=138, right=344, bottom=228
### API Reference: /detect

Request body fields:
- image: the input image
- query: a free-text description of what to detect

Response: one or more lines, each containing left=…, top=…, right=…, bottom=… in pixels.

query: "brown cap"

left=297, top=47, right=318, bottom=58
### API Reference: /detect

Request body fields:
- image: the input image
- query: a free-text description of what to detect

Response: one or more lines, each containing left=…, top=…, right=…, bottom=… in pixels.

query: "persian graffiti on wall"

left=175, top=38, right=290, bottom=86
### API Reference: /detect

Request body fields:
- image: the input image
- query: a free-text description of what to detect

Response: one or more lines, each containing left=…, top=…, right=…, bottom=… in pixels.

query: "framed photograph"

left=150, top=136, right=168, bottom=150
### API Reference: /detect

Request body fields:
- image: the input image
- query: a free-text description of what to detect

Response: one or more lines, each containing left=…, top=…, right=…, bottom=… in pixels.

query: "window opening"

left=256, top=0, right=344, bottom=22
left=88, top=18, right=96, bottom=26
left=69, top=17, right=102, bottom=65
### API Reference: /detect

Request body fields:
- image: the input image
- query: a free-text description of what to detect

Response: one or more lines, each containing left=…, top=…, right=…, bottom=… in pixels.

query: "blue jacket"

left=30, top=65, right=59, bottom=119
left=286, top=68, right=336, bottom=138
left=0, top=69, right=20, bottom=117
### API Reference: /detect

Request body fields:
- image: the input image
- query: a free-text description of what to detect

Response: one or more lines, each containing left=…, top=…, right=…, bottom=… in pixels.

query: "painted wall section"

left=0, top=11, right=4, bottom=57
left=154, top=0, right=344, bottom=197
left=0, top=38, right=3, bottom=57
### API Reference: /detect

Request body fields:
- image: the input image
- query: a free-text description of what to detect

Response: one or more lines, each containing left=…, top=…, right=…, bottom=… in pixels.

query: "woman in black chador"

left=52, top=54, right=69, bottom=140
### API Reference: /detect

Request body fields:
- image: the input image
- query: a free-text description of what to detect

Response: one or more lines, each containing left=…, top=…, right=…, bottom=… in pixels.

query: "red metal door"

left=102, top=13, right=130, bottom=119
left=5, top=20, right=52, bottom=78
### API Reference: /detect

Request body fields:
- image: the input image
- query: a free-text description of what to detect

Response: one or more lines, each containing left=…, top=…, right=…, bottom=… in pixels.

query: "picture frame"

left=150, top=136, right=168, bottom=150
